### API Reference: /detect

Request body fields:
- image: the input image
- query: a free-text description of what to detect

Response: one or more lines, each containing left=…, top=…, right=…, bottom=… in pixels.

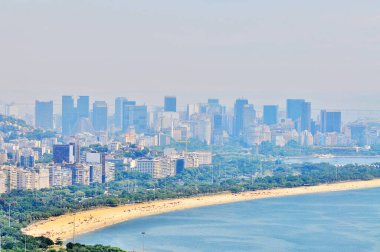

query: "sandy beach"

left=23, top=179, right=380, bottom=242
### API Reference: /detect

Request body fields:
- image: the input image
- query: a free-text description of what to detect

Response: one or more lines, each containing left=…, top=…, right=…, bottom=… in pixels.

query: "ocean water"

left=75, top=187, right=380, bottom=252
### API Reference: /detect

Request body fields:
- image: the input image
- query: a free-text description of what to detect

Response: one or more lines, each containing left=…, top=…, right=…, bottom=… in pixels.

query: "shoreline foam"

left=23, top=179, right=380, bottom=242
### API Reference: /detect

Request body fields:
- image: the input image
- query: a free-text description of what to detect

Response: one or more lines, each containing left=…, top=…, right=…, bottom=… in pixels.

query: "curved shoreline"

left=23, top=179, right=380, bottom=242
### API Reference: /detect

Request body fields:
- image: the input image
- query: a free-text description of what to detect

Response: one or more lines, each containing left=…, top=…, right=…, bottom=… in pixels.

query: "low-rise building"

left=185, top=151, right=212, bottom=168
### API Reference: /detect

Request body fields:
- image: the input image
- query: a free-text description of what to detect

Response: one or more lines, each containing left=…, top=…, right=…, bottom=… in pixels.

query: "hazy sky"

left=0, top=0, right=379, bottom=112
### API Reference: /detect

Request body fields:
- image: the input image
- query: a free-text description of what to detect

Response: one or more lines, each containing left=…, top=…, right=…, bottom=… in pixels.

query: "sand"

left=22, top=179, right=380, bottom=242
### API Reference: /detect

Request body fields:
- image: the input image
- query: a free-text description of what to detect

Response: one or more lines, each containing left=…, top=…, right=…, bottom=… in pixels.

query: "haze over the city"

left=1, top=0, right=379, bottom=111
left=2, top=2, right=380, bottom=251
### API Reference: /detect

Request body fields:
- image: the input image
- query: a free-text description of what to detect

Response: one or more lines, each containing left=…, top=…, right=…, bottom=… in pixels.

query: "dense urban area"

left=0, top=96, right=380, bottom=251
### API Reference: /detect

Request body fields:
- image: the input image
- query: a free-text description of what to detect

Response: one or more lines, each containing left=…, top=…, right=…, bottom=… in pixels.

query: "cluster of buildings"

left=0, top=159, right=115, bottom=194
left=0, top=133, right=115, bottom=193
left=33, top=96, right=379, bottom=148
left=0, top=115, right=212, bottom=193
left=132, top=149, right=212, bottom=179
left=0, top=135, right=54, bottom=167
left=1, top=95, right=379, bottom=194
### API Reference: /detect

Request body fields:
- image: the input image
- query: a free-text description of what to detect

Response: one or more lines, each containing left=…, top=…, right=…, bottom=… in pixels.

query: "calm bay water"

left=76, top=187, right=380, bottom=252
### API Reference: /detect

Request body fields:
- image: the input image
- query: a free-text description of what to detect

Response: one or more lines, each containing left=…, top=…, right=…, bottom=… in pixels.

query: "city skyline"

left=2, top=94, right=380, bottom=124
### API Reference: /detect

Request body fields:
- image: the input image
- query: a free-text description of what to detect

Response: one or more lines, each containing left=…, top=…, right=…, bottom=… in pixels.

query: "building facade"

left=35, top=100, right=54, bottom=130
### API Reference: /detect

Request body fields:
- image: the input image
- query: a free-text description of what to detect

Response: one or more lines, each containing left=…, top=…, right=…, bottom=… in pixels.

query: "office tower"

left=62, top=96, right=76, bottom=135
left=92, top=101, right=108, bottom=132
left=53, top=144, right=75, bottom=164
left=263, top=105, right=278, bottom=125
left=211, top=114, right=223, bottom=145
left=350, top=124, right=367, bottom=146
left=286, top=99, right=304, bottom=122
left=86, top=152, right=115, bottom=183
left=20, top=155, right=35, bottom=168
left=301, top=102, right=311, bottom=131
left=190, top=114, right=212, bottom=145
left=187, top=104, right=199, bottom=119
left=233, top=99, right=249, bottom=137
left=35, top=100, right=53, bottom=130
left=286, top=99, right=311, bottom=132
left=213, top=114, right=223, bottom=132
left=89, top=164, right=103, bottom=183
left=18, top=148, right=35, bottom=166
left=175, top=158, right=185, bottom=174
left=77, top=96, right=90, bottom=118
left=206, top=99, right=223, bottom=116
left=164, top=96, right=177, bottom=112
left=208, top=99, right=219, bottom=105
left=320, top=110, right=341, bottom=133
left=243, top=104, right=256, bottom=130
left=122, top=102, right=148, bottom=133
left=114, top=97, right=127, bottom=129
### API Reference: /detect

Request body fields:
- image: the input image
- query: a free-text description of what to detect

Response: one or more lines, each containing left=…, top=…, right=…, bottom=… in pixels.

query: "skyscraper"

left=213, top=114, right=223, bottom=132
left=286, top=99, right=304, bottom=122
left=233, top=99, right=248, bottom=137
left=301, top=101, right=311, bottom=132
left=263, top=105, right=278, bottom=125
left=53, top=144, right=75, bottom=164
left=242, top=104, right=256, bottom=130
left=114, top=97, right=127, bottom=129
left=35, top=100, right=53, bottom=130
left=77, top=96, right=90, bottom=118
left=211, top=113, right=223, bottom=145
left=62, top=96, right=76, bottom=135
left=208, top=99, right=219, bottom=105
left=92, top=101, right=108, bottom=131
left=350, top=124, right=367, bottom=146
left=164, top=96, right=177, bottom=112
left=320, top=110, right=341, bottom=133
left=122, top=102, right=147, bottom=133
left=286, top=99, right=311, bottom=132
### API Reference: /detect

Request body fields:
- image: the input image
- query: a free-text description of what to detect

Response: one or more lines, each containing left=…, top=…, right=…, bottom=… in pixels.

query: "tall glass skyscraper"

left=233, top=99, right=248, bottom=137
left=320, top=110, right=341, bottom=133
left=53, top=143, right=75, bottom=164
left=114, top=97, right=127, bottom=129
left=62, top=96, right=75, bottom=135
left=350, top=124, right=367, bottom=146
left=35, top=100, right=53, bottom=130
left=263, top=105, right=278, bottom=125
left=301, top=102, right=311, bottom=132
left=92, top=101, right=108, bottom=131
left=286, top=99, right=311, bottom=132
left=286, top=99, right=304, bottom=122
left=62, top=95, right=91, bottom=135
left=164, top=96, right=177, bottom=112
left=122, top=102, right=147, bottom=133
left=77, top=96, right=90, bottom=118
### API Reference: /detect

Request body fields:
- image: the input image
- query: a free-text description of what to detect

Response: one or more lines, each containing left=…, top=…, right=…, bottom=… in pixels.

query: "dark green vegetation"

left=165, top=137, right=380, bottom=158
left=46, top=243, right=124, bottom=252
left=0, top=116, right=58, bottom=142
left=25, top=129, right=57, bottom=141
left=1, top=154, right=380, bottom=251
